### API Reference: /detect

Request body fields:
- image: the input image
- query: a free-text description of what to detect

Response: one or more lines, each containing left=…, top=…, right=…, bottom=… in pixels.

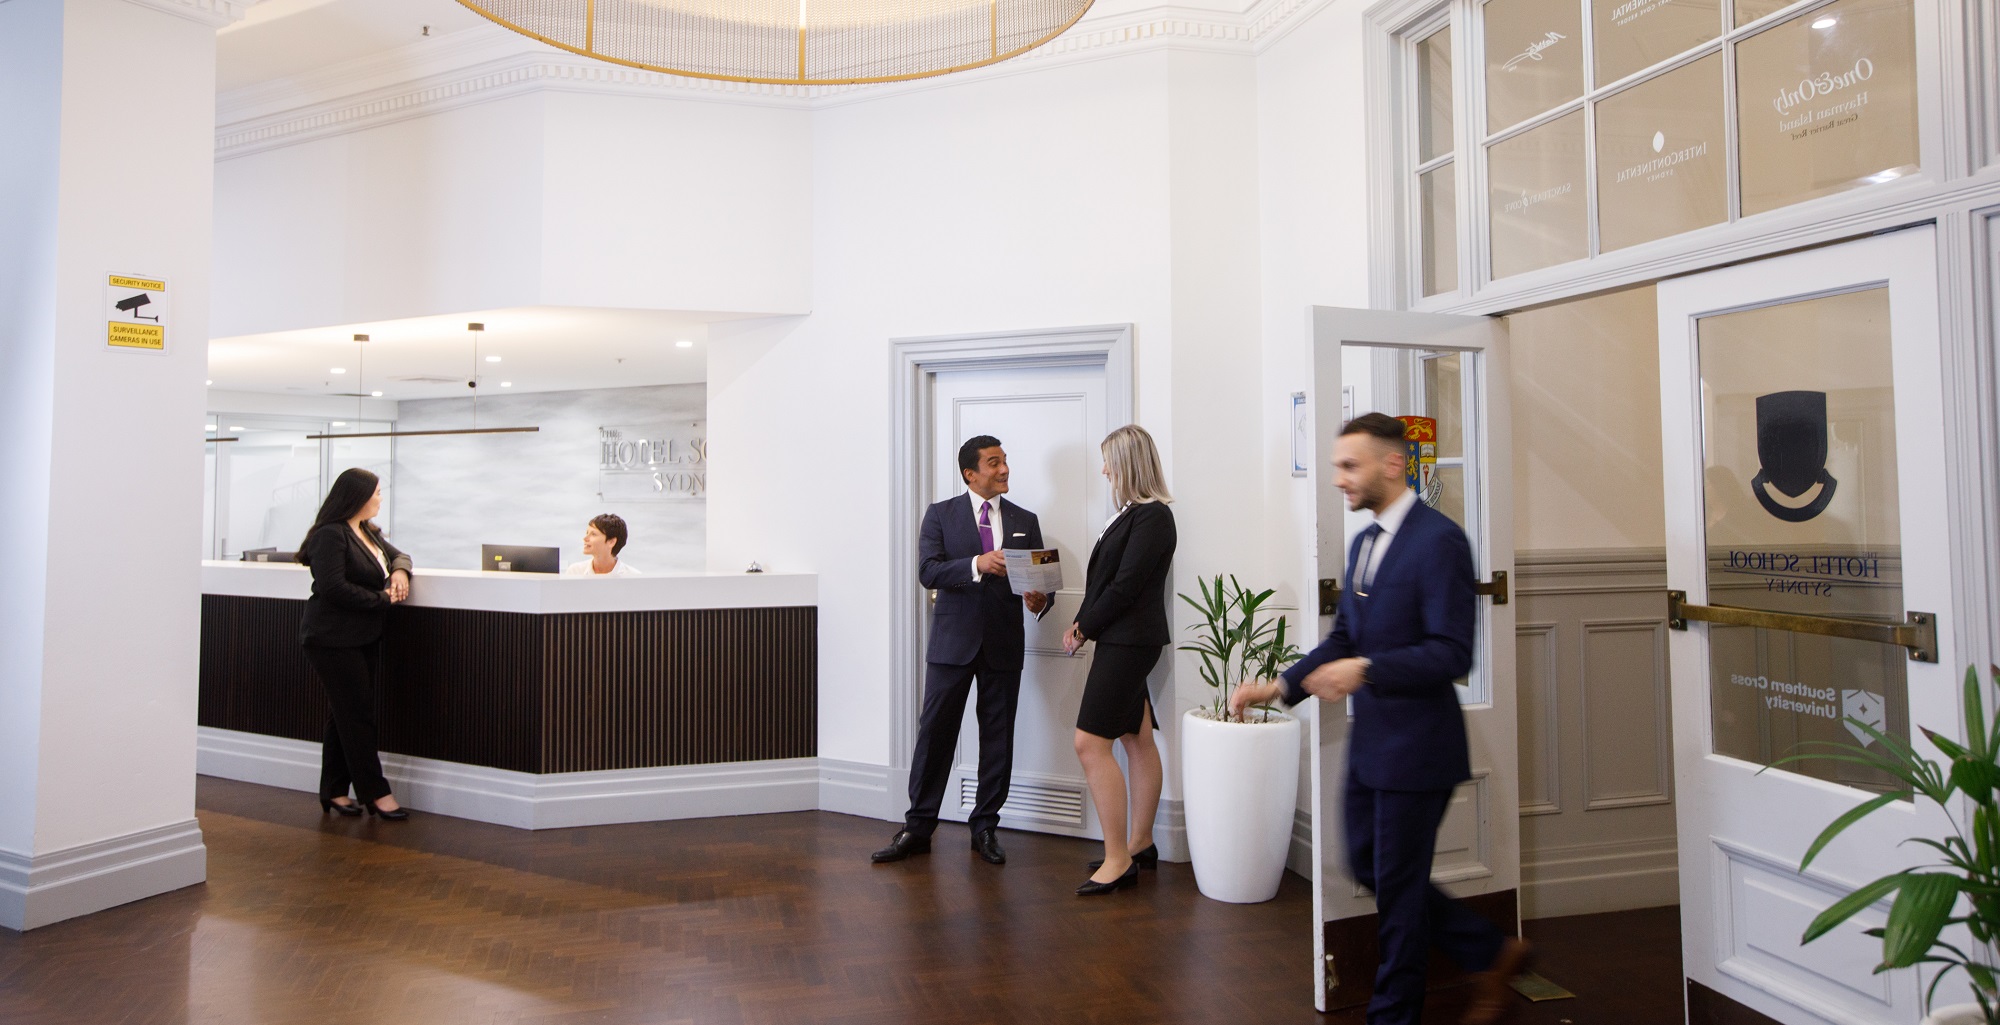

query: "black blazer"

left=919, top=493, right=1046, bottom=670
left=1074, top=501, right=1175, bottom=646
left=297, top=521, right=412, bottom=648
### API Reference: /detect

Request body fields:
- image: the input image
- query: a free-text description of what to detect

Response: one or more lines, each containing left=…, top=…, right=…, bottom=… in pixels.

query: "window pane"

left=1735, top=0, right=1919, bottom=217
left=1483, top=0, right=1584, bottom=132
left=1487, top=110, right=1589, bottom=279
left=1735, top=0, right=1799, bottom=26
left=1423, top=353, right=1464, bottom=459
left=1595, top=54, right=1728, bottom=252
left=1420, top=164, right=1459, bottom=296
left=1698, top=287, right=1909, bottom=794
left=1417, top=27, right=1455, bottom=163
left=1592, top=0, right=1720, bottom=85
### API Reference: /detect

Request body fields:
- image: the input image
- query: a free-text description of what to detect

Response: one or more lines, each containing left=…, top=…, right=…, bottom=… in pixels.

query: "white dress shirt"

left=1357, top=487, right=1418, bottom=590
left=565, top=558, right=641, bottom=577
left=967, top=490, right=1004, bottom=582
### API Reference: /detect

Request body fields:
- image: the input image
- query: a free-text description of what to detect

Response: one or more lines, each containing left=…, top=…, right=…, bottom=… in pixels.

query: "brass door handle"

left=1666, top=590, right=1937, bottom=663
left=1474, top=570, right=1508, bottom=606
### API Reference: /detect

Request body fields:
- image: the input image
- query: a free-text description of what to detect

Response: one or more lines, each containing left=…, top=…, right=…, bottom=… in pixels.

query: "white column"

left=0, top=0, right=244, bottom=932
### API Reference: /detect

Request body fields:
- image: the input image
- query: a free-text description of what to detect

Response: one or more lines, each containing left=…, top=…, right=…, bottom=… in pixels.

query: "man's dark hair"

left=590, top=513, right=629, bottom=555
left=958, top=435, right=1003, bottom=481
left=1340, top=412, right=1409, bottom=446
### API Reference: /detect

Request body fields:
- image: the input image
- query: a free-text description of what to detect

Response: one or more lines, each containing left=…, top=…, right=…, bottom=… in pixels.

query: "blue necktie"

left=1354, top=524, right=1384, bottom=594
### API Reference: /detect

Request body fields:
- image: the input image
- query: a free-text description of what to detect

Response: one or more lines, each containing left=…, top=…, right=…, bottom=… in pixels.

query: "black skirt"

left=1076, top=642, right=1163, bottom=739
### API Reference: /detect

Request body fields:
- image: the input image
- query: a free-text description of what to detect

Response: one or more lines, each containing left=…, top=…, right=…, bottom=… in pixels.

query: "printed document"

left=1004, top=548, right=1063, bottom=595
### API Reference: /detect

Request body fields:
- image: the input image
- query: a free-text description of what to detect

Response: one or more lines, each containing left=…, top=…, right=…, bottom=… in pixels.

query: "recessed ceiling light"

left=500, top=381, right=513, bottom=387
left=485, top=355, right=503, bottom=363
left=331, top=367, right=346, bottom=374
left=332, top=421, right=347, bottom=427
left=371, top=390, right=384, bottom=397
left=204, top=424, right=218, bottom=431
left=1811, top=15, right=1836, bottom=27
left=228, top=426, right=244, bottom=431
left=205, top=379, right=213, bottom=386
left=675, top=340, right=694, bottom=349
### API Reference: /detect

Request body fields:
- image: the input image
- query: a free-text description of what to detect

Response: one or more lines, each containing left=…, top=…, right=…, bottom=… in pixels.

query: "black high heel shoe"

left=1088, top=843, right=1158, bottom=870
left=365, top=800, right=410, bottom=821
left=320, top=797, right=363, bottom=817
left=1075, top=861, right=1140, bottom=896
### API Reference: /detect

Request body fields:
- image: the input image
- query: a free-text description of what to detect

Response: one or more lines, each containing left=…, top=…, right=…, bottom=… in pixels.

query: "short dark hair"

left=958, top=435, right=1002, bottom=482
left=589, top=513, right=629, bottom=555
left=1340, top=412, right=1409, bottom=446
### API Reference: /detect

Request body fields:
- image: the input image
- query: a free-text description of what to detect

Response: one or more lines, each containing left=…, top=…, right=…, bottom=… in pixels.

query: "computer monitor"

left=481, top=544, right=560, bottom=574
left=239, top=548, right=298, bottom=563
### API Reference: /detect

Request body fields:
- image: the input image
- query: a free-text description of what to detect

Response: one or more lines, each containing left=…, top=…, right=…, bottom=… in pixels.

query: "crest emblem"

left=1841, top=689, right=1886, bottom=746
left=1750, top=390, right=1838, bottom=522
left=1396, top=416, right=1441, bottom=508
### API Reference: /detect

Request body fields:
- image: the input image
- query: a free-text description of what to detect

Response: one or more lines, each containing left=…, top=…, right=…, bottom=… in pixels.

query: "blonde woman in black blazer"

left=1064, top=425, right=1177, bottom=895
left=296, top=468, right=413, bottom=820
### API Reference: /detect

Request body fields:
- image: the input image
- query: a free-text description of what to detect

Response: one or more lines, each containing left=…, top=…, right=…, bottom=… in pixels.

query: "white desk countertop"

left=201, top=561, right=817, bottom=614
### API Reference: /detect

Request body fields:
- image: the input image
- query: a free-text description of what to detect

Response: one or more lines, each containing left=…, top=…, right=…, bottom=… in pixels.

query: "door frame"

left=886, top=324, right=1135, bottom=820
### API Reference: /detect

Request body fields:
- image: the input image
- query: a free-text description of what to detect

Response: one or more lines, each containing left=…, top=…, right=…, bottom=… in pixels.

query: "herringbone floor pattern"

left=0, top=778, right=1681, bottom=1025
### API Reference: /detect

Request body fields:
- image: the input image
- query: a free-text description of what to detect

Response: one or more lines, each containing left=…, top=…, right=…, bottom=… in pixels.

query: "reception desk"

left=197, top=561, right=818, bottom=828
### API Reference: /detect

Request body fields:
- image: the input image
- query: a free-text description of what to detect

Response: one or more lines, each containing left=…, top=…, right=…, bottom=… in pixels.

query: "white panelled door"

left=1307, top=307, right=1519, bottom=1012
left=930, top=365, right=1111, bottom=838
left=1658, top=227, right=1961, bottom=1022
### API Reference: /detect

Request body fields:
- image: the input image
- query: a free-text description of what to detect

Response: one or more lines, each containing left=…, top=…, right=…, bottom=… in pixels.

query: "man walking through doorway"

left=873, top=436, right=1050, bottom=867
left=1232, top=413, right=1532, bottom=1025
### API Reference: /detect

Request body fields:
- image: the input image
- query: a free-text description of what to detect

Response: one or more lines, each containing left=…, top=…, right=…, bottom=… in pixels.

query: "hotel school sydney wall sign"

left=599, top=423, right=705, bottom=501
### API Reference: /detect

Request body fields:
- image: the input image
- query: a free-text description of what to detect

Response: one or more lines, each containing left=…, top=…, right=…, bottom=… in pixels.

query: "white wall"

left=1, top=0, right=219, bottom=908
left=391, top=384, right=707, bottom=572
left=212, top=90, right=813, bottom=339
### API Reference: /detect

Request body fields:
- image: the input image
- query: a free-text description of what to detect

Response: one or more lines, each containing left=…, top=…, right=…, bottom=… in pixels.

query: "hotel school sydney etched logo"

left=1750, top=390, right=1837, bottom=523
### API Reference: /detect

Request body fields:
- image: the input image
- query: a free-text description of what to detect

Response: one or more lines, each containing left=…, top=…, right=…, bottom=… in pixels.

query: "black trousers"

left=302, top=643, right=392, bottom=804
left=904, top=652, right=1021, bottom=836
left=1344, top=773, right=1505, bottom=1025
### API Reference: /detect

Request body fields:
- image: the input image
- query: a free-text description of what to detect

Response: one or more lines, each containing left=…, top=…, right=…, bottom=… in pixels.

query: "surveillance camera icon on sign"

left=1841, top=689, right=1886, bottom=746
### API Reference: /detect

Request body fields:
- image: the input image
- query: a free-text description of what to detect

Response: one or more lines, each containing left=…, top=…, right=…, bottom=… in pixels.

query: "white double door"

left=927, top=364, right=1118, bottom=839
left=1660, top=227, right=1966, bottom=1022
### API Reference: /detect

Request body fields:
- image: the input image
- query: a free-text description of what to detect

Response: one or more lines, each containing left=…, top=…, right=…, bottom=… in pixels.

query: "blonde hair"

left=1102, top=424, right=1172, bottom=508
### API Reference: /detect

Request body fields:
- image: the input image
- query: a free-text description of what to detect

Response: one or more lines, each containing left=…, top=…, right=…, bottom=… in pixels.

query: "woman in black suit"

left=1064, top=424, right=1177, bottom=895
left=296, top=467, right=413, bottom=820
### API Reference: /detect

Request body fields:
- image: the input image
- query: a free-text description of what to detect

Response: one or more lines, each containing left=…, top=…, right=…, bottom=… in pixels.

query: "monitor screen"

left=481, top=544, right=560, bottom=574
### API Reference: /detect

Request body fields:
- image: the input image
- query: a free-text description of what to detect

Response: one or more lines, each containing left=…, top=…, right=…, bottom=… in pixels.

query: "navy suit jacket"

left=1281, top=499, right=1476, bottom=792
left=919, top=494, right=1046, bottom=670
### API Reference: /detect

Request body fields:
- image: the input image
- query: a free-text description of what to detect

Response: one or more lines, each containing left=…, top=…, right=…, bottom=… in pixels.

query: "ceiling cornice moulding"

left=215, top=0, right=1334, bottom=156
left=122, top=0, right=251, bottom=28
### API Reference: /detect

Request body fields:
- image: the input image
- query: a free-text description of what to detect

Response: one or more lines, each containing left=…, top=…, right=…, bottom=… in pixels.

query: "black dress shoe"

left=971, top=829, right=1006, bottom=865
left=1088, top=843, right=1158, bottom=870
left=365, top=800, right=410, bottom=821
left=871, top=829, right=931, bottom=863
left=1075, top=861, right=1140, bottom=896
left=319, top=796, right=363, bottom=817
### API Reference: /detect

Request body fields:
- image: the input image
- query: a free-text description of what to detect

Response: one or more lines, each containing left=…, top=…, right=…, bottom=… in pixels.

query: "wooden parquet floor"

left=0, top=777, right=1683, bottom=1025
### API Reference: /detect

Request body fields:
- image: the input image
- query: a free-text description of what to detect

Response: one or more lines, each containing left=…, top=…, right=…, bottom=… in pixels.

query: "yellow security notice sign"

left=106, top=273, right=169, bottom=352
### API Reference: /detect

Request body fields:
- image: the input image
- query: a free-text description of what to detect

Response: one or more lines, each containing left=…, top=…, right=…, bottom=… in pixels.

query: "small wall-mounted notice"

left=106, top=274, right=169, bottom=353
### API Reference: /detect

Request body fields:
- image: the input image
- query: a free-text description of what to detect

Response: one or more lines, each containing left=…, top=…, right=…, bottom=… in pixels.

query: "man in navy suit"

left=1233, top=413, right=1531, bottom=1025
left=874, top=436, right=1050, bottom=867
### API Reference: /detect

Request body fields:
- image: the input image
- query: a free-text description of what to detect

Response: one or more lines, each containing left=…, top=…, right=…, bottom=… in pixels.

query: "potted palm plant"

left=1178, top=575, right=1306, bottom=904
left=1787, top=665, right=2000, bottom=1024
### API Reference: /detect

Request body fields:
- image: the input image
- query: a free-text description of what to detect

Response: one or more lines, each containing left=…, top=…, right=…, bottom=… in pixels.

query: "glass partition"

left=204, top=415, right=395, bottom=560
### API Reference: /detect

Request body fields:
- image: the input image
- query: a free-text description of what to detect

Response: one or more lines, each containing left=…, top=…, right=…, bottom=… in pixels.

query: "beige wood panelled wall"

left=1507, top=285, right=1679, bottom=917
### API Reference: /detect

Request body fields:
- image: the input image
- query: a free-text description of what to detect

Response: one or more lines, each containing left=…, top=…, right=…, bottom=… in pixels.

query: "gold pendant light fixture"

left=455, top=0, right=1093, bottom=86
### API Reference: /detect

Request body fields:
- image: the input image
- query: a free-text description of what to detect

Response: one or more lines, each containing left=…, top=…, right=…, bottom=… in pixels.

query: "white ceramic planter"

left=1922, top=1005, right=1988, bottom=1025
left=1180, top=708, right=1301, bottom=904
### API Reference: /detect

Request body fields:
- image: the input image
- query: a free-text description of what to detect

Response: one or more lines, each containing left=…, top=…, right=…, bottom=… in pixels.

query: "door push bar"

left=1666, top=590, right=1938, bottom=663
left=1317, top=571, right=1510, bottom=616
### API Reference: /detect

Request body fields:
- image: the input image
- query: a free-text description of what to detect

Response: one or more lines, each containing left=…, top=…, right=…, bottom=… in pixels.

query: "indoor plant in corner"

left=1788, top=665, right=2000, bottom=1025
left=1178, top=574, right=1305, bottom=904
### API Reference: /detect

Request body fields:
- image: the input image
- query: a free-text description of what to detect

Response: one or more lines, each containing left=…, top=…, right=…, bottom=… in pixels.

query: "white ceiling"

left=206, top=306, right=751, bottom=400
left=217, top=0, right=491, bottom=93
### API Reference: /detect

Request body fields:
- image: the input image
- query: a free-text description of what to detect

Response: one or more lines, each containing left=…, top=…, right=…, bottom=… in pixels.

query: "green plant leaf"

left=1925, top=727, right=1973, bottom=762
left=1800, top=792, right=1900, bottom=870
left=1881, top=873, right=1961, bottom=968
left=1803, top=873, right=1906, bottom=944
left=1966, top=665, right=1989, bottom=761
left=1953, top=758, right=2000, bottom=804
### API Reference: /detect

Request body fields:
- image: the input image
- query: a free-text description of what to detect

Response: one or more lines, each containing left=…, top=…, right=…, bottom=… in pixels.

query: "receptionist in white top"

left=565, top=513, right=641, bottom=577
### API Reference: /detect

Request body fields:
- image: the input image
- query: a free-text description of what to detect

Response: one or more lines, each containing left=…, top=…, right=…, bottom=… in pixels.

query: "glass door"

left=1658, top=226, right=1959, bottom=1021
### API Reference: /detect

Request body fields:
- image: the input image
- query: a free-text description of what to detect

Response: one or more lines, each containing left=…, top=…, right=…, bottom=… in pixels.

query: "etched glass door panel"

left=1735, top=0, right=1920, bottom=216
left=1697, top=287, right=1908, bottom=791
left=1483, top=0, right=1583, bottom=132
left=1595, top=54, right=1728, bottom=252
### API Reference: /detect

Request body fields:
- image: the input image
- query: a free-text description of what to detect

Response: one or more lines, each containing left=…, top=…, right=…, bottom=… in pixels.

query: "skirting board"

left=0, top=820, right=207, bottom=932
left=1521, top=835, right=1680, bottom=919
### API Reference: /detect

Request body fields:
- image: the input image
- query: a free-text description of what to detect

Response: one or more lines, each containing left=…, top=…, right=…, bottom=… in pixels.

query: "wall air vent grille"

left=958, top=776, right=1085, bottom=826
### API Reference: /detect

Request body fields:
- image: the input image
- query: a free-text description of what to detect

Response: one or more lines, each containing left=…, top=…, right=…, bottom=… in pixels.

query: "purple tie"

left=978, top=501, right=995, bottom=553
